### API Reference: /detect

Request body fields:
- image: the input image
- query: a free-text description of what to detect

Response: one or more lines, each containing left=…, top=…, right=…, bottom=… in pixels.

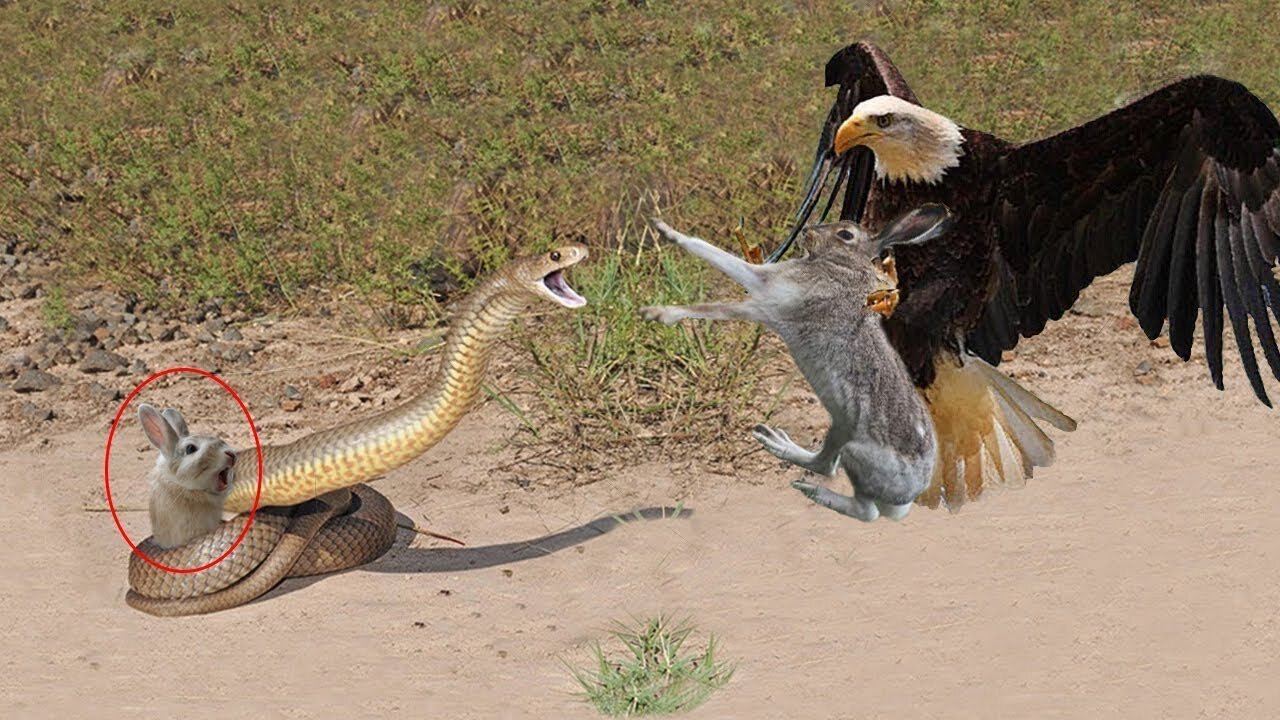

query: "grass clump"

left=519, top=213, right=777, bottom=456
left=571, top=615, right=735, bottom=716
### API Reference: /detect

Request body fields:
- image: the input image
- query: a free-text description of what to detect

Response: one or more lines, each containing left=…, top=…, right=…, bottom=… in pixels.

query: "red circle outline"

left=103, top=366, right=264, bottom=574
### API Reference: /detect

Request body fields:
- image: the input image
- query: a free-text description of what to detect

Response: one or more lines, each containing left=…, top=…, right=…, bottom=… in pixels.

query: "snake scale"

left=126, top=245, right=589, bottom=616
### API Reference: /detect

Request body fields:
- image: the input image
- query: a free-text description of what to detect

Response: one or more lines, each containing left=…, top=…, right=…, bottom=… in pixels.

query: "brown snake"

left=126, top=245, right=589, bottom=616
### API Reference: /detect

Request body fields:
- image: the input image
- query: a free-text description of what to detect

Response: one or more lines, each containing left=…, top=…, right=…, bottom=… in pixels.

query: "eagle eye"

left=875, top=114, right=894, bottom=129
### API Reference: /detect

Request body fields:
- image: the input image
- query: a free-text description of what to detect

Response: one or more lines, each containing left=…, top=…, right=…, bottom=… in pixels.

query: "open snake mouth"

left=542, top=269, right=587, bottom=308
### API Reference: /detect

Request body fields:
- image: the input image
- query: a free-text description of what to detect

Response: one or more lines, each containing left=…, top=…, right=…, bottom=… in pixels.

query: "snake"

left=126, top=245, right=589, bottom=616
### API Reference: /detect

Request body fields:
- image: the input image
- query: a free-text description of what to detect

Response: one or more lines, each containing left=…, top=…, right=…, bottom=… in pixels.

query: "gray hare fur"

left=640, top=205, right=951, bottom=521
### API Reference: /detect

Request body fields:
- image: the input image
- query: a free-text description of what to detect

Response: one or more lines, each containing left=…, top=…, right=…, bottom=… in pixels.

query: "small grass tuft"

left=570, top=615, right=735, bottom=717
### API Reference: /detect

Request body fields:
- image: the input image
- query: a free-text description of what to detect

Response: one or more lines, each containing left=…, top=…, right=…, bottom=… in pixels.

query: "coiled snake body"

left=126, top=246, right=589, bottom=616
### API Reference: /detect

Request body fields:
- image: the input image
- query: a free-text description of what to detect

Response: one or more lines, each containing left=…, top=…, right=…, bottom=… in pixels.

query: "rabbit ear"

left=874, top=203, right=953, bottom=255
left=160, top=408, right=189, bottom=438
left=138, top=404, right=178, bottom=458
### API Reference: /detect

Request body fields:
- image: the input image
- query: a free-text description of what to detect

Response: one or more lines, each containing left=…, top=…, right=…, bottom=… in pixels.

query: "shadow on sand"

left=253, top=505, right=693, bottom=604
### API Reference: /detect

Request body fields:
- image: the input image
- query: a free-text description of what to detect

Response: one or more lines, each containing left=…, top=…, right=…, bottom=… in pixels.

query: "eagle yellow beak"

left=834, top=116, right=872, bottom=156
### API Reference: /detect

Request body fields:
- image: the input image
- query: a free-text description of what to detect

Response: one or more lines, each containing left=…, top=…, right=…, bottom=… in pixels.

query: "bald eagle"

left=768, top=42, right=1280, bottom=509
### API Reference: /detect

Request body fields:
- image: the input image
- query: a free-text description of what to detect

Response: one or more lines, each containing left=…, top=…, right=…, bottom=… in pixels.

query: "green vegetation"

left=570, top=615, right=734, bottom=716
left=3, top=1, right=1277, bottom=450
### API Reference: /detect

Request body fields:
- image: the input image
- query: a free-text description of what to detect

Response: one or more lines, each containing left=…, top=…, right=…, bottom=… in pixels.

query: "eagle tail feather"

left=917, top=355, right=1076, bottom=511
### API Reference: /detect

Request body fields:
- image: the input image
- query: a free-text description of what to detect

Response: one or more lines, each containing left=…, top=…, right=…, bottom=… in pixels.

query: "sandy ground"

left=2, top=269, right=1278, bottom=719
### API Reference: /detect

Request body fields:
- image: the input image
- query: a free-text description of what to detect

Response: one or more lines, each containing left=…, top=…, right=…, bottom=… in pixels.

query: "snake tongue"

left=543, top=269, right=586, bottom=308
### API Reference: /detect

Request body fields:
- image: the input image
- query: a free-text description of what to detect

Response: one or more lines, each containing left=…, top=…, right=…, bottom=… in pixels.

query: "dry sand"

left=2, top=270, right=1277, bottom=719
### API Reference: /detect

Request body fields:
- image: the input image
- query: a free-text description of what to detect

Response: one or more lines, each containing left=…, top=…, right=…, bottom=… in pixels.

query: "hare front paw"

left=639, top=305, right=681, bottom=325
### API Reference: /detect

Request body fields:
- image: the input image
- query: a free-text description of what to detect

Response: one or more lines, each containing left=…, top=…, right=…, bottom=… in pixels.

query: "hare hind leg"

left=791, top=440, right=925, bottom=522
left=790, top=479, right=881, bottom=522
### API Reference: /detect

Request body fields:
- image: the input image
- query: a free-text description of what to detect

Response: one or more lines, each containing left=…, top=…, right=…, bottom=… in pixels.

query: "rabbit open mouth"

left=214, top=452, right=236, bottom=492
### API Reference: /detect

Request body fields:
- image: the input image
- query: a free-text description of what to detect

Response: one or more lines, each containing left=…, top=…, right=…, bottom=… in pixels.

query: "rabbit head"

left=137, top=403, right=237, bottom=495
left=802, top=203, right=953, bottom=262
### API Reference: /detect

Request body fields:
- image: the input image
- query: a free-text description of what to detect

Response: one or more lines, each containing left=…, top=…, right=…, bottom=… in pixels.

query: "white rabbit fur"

left=137, top=403, right=237, bottom=549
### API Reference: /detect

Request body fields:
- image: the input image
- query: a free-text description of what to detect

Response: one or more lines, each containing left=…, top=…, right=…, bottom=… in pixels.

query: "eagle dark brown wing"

left=972, top=75, right=1280, bottom=406
left=766, top=42, right=920, bottom=262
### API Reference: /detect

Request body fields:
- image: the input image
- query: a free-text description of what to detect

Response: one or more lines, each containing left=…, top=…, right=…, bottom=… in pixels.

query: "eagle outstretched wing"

left=973, top=76, right=1280, bottom=406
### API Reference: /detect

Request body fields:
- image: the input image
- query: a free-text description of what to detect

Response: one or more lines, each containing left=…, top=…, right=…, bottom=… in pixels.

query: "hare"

left=640, top=204, right=953, bottom=521
left=137, top=403, right=237, bottom=548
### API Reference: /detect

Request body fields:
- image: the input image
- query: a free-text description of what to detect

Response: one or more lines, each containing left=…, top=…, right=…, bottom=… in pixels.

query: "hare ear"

left=138, top=404, right=178, bottom=458
left=160, top=408, right=189, bottom=437
left=874, top=203, right=953, bottom=255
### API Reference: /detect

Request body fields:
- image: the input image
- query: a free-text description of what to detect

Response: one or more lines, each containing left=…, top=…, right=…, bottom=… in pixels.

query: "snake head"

left=519, top=244, right=589, bottom=308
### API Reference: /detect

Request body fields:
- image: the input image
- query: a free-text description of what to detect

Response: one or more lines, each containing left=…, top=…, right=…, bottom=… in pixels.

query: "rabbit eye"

left=550, top=250, right=561, bottom=262
left=836, top=229, right=856, bottom=241
left=184, top=444, right=197, bottom=455
left=875, top=114, right=893, bottom=128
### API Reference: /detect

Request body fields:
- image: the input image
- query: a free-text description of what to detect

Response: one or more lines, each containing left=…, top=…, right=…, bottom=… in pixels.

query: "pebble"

left=79, top=348, right=129, bottom=374
left=130, top=358, right=148, bottom=375
left=222, top=327, right=243, bottom=341
left=20, top=401, right=55, bottom=422
left=280, top=398, right=303, bottom=412
left=206, top=317, right=227, bottom=334
left=0, top=316, right=8, bottom=332
left=283, top=384, right=303, bottom=400
left=88, top=382, right=123, bottom=403
left=338, top=375, right=364, bottom=393
left=12, top=369, right=61, bottom=393
left=1134, top=360, right=1153, bottom=376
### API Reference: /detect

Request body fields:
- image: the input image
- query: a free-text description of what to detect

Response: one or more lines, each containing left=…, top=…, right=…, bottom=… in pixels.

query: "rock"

left=222, top=327, right=243, bottom=341
left=130, top=358, right=148, bottom=375
left=89, top=382, right=123, bottom=403
left=20, top=401, right=54, bottom=422
left=206, top=317, right=226, bottom=334
left=20, top=283, right=41, bottom=299
left=92, top=326, right=112, bottom=345
left=0, top=316, right=8, bottom=332
left=208, top=342, right=250, bottom=363
left=79, top=348, right=128, bottom=373
left=1134, top=360, right=1153, bottom=377
left=1151, top=336, right=1170, bottom=349
left=195, top=330, right=215, bottom=344
left=337, top=375, right=364, bottom=393
left=283, top=384, right=303, bottom=400
left=157, top=324, right=179, bottom=342
left=280, top=398, right=303, bottom=412
left=12, top=369, right=61, bottom=393
left=376, top=388, right=402, bottom=406
left=1068, top=298, right=1108, bottom=318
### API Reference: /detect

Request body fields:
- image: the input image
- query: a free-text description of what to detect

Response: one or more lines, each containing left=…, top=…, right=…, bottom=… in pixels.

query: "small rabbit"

left=640, top=205, right=953, bottom=521
left=137, top=403, right=237, bottom=548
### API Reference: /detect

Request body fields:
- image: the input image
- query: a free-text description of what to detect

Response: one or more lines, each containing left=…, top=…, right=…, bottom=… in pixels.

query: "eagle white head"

left=833, top=95, right=965, bottom=185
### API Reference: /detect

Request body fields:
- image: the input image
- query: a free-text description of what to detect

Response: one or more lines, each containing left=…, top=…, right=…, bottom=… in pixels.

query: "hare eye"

left=550, top=251, right=561, bottom=262
left=184, top=444, right=197, bottom=455
left=875, top=114, right=893, bottom=128
left=836, top=229, right=856, bottom=241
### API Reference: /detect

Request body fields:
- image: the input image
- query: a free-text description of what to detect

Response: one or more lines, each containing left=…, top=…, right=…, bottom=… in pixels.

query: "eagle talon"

left=878, top=254, right=898, bottom=285
left=866, top=288, right=899, bottom=318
